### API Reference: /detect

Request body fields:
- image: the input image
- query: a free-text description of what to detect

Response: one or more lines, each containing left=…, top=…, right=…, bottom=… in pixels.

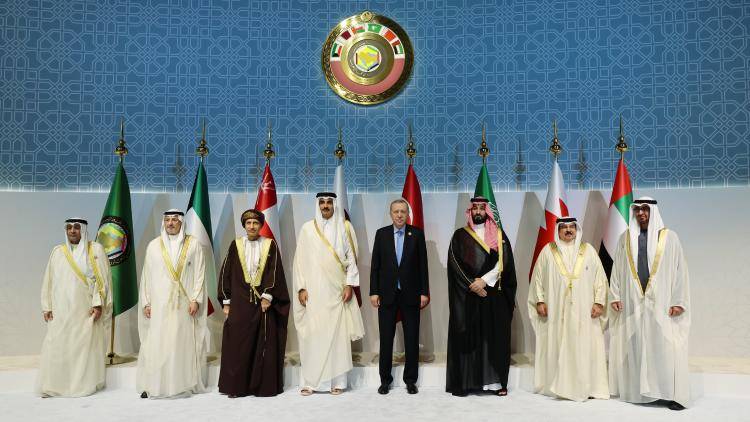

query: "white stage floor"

left=1, top=386, right=748, bottom=422
left=1, top=354, right=749, bottom=422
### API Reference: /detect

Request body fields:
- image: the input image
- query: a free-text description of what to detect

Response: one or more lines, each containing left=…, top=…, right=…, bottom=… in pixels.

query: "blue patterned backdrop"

left=0, top=0, right=748, bottom=193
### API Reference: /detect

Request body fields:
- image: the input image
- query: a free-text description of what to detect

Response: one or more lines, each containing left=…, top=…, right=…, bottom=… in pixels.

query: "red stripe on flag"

left=610, top=156, right=633, bottom=206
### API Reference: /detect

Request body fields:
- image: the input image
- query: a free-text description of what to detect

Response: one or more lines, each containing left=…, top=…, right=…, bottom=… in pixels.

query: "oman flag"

left=401, top=164, right=424, bottom=230
left=530, top=160, right=569, bottom=279
left=255, top=164, right=281, bottom=244
left=599, top=156, right=633, bottom=277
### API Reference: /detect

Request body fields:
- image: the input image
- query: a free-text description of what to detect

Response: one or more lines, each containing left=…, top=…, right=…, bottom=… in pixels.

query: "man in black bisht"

left=446, top=196, right=517, bottom=396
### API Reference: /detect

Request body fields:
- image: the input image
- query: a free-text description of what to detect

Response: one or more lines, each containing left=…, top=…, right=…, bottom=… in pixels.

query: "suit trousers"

left=378, top=289, right=420, bottom=385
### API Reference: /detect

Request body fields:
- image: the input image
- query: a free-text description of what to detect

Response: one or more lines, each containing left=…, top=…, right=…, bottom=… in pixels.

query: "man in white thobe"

left=293, top=192, right=364, bottom=395
left=137, top=209, right=208, bottom=398
left=609, top=197, right=690, bottom=410
left=37, top=218, right=112, bottom=397
left=529, top=217, right=609, bottom=402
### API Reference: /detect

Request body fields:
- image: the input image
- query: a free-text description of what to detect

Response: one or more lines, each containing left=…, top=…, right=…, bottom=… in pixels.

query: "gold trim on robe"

left=625, top=228, right=669, bottom=296
left=462, top=225, right=504, bottom=274
left=235, top=236, right=273, bottom=302
left=549, top=242, right=587, bottom=292
left=313, top=220, right=346, bottom=274
left=60, top=241, right=106, bottom=303
left=159, top=235, right=193, bottom=298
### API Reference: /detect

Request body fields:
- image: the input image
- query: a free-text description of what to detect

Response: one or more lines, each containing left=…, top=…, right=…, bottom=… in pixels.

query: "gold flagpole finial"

left=263, top=120, right=275, bottom=163
left=115, top=117, right=128, bottom=162
left=549, top=118, right=563, bottom=158
left=478, top=122, right=490, bottom=164
left=406, top=122, right=416, bottom=165
left=334, top=125, right=346, bottom=162
left=196, top=118, right=209, bottom=160
left=615, top=114, right=629, bottom=156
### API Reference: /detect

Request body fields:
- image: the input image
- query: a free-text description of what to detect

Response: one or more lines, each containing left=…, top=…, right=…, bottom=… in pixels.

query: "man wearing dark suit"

left=370, top=198, right=430, bottom=395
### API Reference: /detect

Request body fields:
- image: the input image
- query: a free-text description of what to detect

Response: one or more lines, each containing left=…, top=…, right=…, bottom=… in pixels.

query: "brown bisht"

left=446, top=227, right=517, bottom=395
left=218, top=237, right=289, bottom=397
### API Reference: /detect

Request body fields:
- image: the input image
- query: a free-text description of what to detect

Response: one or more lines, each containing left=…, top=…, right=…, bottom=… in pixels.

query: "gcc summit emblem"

left=322, top=11, right=414, bottom=105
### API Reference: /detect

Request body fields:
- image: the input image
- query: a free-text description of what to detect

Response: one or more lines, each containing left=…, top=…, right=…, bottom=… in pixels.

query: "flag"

left=599, top=156, right=633, bottom=277
left=334, top=163, right=362, bottom=306
left=529, top=160, right=569, bottom=279
left=474, top=163, right=503, bottom=230
left=401, top=163, right=424, bottom=229
left=185, top=160, right=216, bottom=315
left=400, top=163, right=428, bottom=311
left=96, top=162, right=137, bottom=316
left=255, top=163, right=280, bottom=244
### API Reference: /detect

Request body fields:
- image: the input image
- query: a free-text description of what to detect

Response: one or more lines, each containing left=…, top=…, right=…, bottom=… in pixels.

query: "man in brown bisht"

left=218, top=209, right=290, bottom=397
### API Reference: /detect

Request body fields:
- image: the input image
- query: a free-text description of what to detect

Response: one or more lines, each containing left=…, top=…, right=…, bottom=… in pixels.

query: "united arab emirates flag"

left=599, top=156, right=633, bottom=277
left=185, top=161, right=216, bottom=315
left=96, top=161, right=137, bottom=316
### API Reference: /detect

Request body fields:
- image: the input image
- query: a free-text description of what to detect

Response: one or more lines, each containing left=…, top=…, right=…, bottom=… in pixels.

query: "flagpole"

left=108, top=117, right=134, bottom=365
left=549, top=118, right=563, bottom=159
left=616, top=114, right=629, bottom=157
left=335, top=124, right=346, bottom=163
left=406, top=121, right=416, bottom=165
left=197, top=117, right=209, bottom=163
left=478, top=121, right=489, bottom=164
left=264, top=120, right=275, bottom=164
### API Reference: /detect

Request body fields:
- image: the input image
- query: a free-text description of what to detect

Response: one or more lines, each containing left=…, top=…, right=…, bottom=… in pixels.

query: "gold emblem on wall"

left=322, top=11, right=414, bottom=105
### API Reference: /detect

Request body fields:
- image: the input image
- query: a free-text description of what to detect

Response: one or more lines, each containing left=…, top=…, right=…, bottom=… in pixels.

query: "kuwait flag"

left=334, top=162, right=362, bottom=306
left=599, top=157, right=633, bottom=277
left=401, top=164, right=424, bottom=229
left=474, top=163, right=503, bottom=230
left=255, top=164, right=281, bottom=244
left=185, top=160, right=216, bottom=316
left=530, top=160, right=569, bottom=279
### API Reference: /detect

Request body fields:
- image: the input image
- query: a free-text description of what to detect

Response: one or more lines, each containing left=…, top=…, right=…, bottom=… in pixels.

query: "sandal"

left=497, top=388, right=508, bottom=396
left=300, top=387, right=313, bottom=396
left=330, top=388, right=344, bottom=395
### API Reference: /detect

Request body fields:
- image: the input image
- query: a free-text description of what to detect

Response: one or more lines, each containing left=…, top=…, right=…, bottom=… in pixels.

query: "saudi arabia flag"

left=474, top=163, right=503, bottom=229
left=185, top=161, right=216, bottom=315
left=96, top=161, right=137, bottom=316
left=599, top=156, right=633, bottom=277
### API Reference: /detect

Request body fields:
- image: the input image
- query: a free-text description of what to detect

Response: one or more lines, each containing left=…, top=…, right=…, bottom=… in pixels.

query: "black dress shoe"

left=140, top=391, right=148, bottom=399
left=377, top=384, right=390, bottom=395
left=667, top=401, right=685, bottom=411
left=406, top=383, right=418, bottom=394
left=451, top=390, right=467, bottom=397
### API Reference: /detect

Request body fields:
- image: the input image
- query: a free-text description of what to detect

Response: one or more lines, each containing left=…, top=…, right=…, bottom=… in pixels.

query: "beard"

left=472, top=214, right=487, bottom=224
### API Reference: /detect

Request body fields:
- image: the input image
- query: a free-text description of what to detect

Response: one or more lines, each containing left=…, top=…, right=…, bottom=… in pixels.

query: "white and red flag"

left=529, top=160, right=569, bottom=279
left=254, top=164, right=281, bottom=246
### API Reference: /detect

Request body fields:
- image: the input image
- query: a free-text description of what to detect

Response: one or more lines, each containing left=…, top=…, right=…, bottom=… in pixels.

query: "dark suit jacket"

left=369, top=224, right=429, bottom=307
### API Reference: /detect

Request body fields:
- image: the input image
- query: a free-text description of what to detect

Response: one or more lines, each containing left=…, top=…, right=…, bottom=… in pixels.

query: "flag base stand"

left=107, top=353, right=136, bottom=366
left=392, top=352, right=435, bottom=364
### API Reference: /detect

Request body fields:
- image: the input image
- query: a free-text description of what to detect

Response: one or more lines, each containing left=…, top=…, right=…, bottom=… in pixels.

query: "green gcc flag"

left=96, top=161, right=138, bottom=316
left=474, top=164, right=503, bottom=230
